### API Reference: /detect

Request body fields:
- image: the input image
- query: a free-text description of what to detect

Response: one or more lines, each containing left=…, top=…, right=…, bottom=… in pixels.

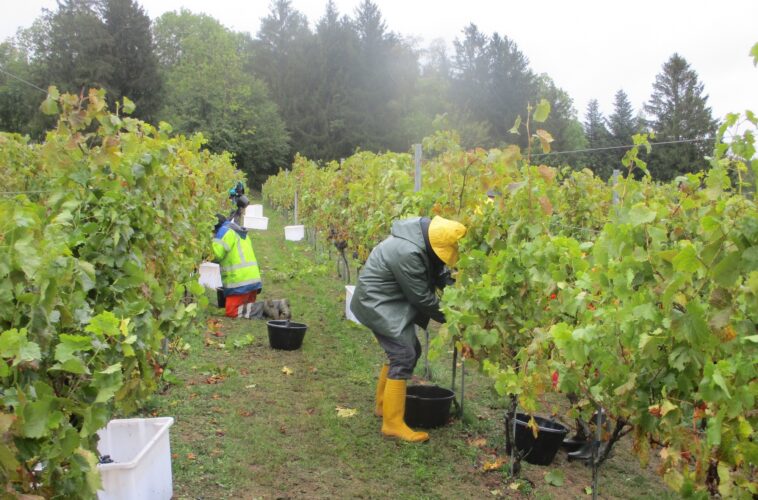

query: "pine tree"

left=583, top=99, right=613, bottom=178
left=643, top=54, right=718, bottom=179
left=608, top=90, right=637, bottom=144
left=102, top=0, right=162, bottom=122
left=34, top=0, right=114, bottom=95
left=254, top=0, right=316, bottom=158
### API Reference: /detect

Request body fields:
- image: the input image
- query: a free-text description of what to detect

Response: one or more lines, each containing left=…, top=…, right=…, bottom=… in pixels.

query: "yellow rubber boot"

left=374, top=364, right=389, bottom=417
left=381, top=379, right=429, bottom=442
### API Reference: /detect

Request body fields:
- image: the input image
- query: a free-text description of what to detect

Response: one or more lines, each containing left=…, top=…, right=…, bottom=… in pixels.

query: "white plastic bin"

left=245, top=204, right=263, bottom=218
left=244, top=215, right=269, bottom=230
left=345, top=285, right=361, bottom=324
left=284, top=225, right=305, bottom=241
left=97, top=417, right=175, bottom=500
left=198, top=262, right=222, bottom=289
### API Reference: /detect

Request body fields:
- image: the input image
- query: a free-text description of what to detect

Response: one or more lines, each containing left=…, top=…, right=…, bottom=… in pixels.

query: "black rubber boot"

left=567, top=440, right=604, bottom=463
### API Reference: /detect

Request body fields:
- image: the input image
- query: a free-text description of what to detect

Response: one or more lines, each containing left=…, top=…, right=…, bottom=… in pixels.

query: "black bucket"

left=267, top=320, right=307, bottom=350
left=216, top=288, right=226, bottom=308
left=508, top=413, right=568, bottom=466
left=404, top=385, right=455, bottom=429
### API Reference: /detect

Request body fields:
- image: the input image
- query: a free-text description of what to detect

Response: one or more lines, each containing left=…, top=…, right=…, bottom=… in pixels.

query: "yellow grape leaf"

left=538, top=196, right=553, bottom=216
left=535, top=129, right=554, bottom=153
left=335, top=406, right=357, bottom=418
left=528, top=416, right=540, bottom=438
left=282, top=366, right=293, bottom=376
left=482, top=456, right=508, bottom=471
left=660, top=400, right=677, bottom=416
left=537, top=165, right=556, bottom=183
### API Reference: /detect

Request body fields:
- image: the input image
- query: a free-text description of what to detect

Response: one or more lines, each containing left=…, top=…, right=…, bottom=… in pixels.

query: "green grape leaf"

left=544, top=469, right=565, bottom=486
left=672, top=243, right=702, bottom=274
left=40, top=87, right=60, bottom=115
left=81, top=404, right=109, bottom=437
left=533, top=99, right=551, bottom=123
left=85, top=311, right=120, bottom=338
left=122, top=96, right=136, bottom=115
left=627, top=204, right=657, bottom=226
left=711, top=252, right=741, bottom=287
left=50, top=358, right=90, bottom=375
left=22, top=398, right=54, bottom=438
left=509, top=115, right=522, bottom=135
left=0, top=329, right=41, bottom=366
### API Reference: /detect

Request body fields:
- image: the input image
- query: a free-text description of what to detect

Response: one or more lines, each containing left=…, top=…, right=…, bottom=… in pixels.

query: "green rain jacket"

left=350, top=217, right=444, bottom=339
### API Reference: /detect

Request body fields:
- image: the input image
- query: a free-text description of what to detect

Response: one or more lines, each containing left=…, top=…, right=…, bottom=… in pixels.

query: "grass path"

left=146, top=206, right=673, bottom=499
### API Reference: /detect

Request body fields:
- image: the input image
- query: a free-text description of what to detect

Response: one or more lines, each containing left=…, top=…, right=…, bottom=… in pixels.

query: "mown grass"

left=141, top=206, right=674, bottom=499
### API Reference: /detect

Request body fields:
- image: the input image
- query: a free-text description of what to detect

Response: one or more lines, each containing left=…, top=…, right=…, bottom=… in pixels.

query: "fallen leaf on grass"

left=215, top=429, right=225, bottom=437
left=306, top=407, right=316, bottom=415
left=468, top=437, right=487, bottom=448
left=205, top=374, right=225, bottom=384
left=238, top=410, right=254, bottom=417
left=282, top=366, right=293, bottom=376
left=187, top=453, right=196, bottom=460
left=482, top=456, right=508, bottom=472
left=171, top=453, right=178, bottom=459
left=509, top=482, right=520, bottom=491
left=584, top=486, right=593, bottom=495
left=211, top=393, right=221, bottom=400
left=544, top=469, right=565, bottom=486
left=279, top=425, right=287, bottom=434
left=309, top=366, right=318, bottom=374
left=335, top=406, right=357, bottom=418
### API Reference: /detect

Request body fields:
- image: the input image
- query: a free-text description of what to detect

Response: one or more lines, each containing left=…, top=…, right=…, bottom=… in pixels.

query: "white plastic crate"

left=284, top=225, right=305, bottom=241
left=245, top=204, right=263, bottom=218
left=198, top=262, right=222, bottom=289
left=97, top=417, right=175, bottom=500
left=243, top=215, right=269, bottom=230
left=345, top=285, right=361, bottom=324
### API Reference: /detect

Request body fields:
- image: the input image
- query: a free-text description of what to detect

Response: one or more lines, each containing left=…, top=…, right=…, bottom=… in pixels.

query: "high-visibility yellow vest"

left=212, top=222, right=262, bottom=295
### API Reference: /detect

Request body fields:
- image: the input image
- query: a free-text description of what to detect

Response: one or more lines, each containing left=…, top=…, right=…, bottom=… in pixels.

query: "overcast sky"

left=3, top=0, right=757, bottom=121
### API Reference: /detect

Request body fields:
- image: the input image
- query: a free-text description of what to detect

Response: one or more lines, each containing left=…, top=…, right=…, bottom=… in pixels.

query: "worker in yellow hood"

left=350, top=215, right=466, bottom=442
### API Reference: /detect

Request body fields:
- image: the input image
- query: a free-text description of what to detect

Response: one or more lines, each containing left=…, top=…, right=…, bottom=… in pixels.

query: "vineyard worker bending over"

left=350, top=216, right=466, bottom=442
left=212, top=214, right=290, bottom=319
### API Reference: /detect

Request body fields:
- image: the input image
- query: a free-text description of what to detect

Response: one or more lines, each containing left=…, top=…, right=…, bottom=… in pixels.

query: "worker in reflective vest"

left=212, top=215, right=289, bottom=319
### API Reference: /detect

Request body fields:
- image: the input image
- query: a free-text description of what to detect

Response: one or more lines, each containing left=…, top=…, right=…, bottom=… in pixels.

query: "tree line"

left=0, top=0, right=719, bottom=183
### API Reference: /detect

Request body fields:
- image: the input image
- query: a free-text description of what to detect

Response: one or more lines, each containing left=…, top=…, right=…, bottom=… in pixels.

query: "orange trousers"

left=224, top=290, right=258, bottom=318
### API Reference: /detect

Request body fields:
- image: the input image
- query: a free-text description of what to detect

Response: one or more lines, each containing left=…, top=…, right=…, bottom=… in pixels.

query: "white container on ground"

left=284, top=225, right=305, bottom=241
left=244, top=215, right=269, bottom=230
left=245, top=204, right=263, bottom=218
left=345, top=285, right=362, bottom=324
left=198, top=262, right=222, bottom=289
left=97, top=417, right=175, bottom=500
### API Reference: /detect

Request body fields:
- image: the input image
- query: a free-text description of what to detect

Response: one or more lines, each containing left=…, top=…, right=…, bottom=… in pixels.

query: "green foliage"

left=0, top=87, right=238, bottom=496
left=154, top=10, right=290, bottom=185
